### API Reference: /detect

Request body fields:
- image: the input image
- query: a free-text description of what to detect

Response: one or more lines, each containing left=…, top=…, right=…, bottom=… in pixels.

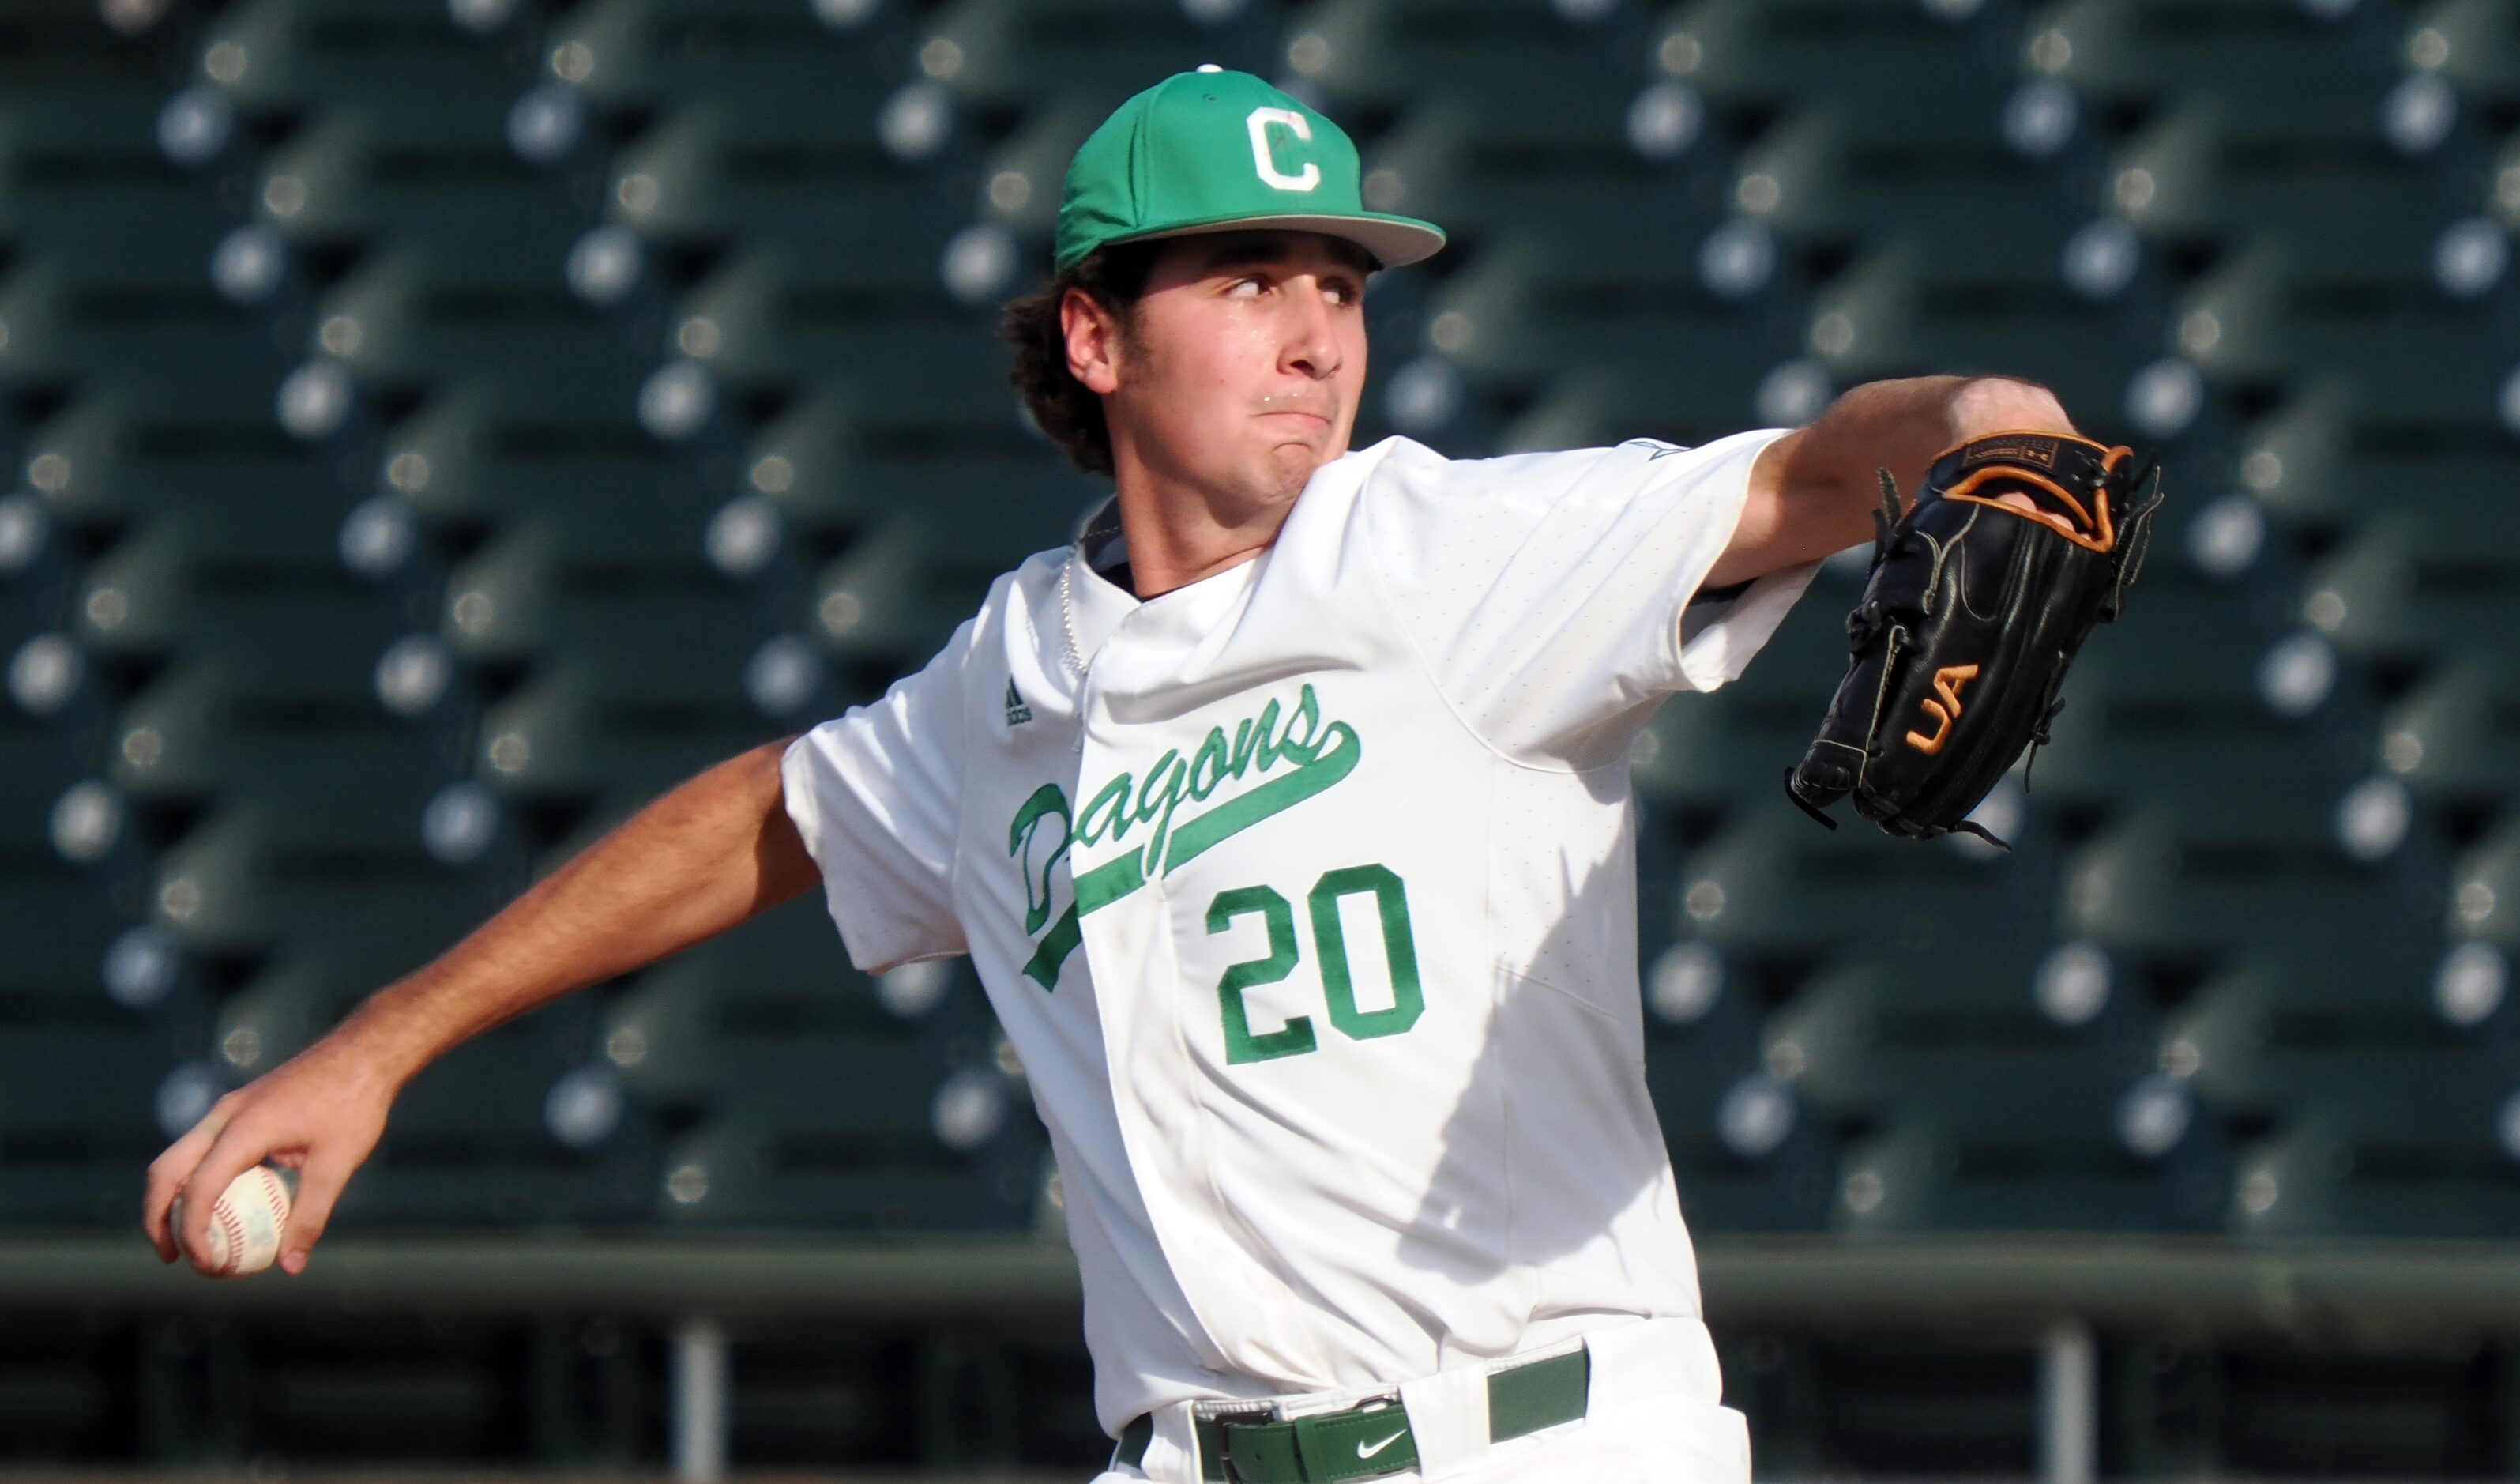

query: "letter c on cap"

left=1246, top=107, right=1322, bottom=193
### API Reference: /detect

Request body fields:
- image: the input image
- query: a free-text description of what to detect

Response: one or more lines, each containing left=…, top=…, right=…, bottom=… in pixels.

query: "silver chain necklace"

left=1057, top=554, right=1086, bottom=677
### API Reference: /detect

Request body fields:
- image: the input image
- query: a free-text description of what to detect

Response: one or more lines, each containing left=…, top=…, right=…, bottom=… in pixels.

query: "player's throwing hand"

left=140, top=739, right=822, bottom=1278
left=142, top=1038, right=393, bottom=1276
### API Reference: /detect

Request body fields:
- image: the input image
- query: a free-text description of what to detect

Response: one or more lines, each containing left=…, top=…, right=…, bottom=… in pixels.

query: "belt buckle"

left=1206, top=1403, right=1272, bottom=1484
left=1323, top=1390, right=1402, bottom=1422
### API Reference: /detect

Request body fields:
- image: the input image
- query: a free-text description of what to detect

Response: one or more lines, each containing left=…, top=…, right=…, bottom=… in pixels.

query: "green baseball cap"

left=1053, top=68, right=1446, bottom=274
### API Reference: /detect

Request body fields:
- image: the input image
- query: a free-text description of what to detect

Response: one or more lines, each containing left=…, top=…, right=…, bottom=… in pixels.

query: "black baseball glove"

left=1784, top=431, right=2164, bottom=848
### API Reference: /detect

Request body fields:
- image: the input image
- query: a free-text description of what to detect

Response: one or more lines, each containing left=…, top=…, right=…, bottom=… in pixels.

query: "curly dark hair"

left=999, top=243, right=1160, bottom=479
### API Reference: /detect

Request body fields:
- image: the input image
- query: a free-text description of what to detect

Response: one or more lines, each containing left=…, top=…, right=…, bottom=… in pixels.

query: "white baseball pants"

left=1093, top=1317, right=1753, bottom=1484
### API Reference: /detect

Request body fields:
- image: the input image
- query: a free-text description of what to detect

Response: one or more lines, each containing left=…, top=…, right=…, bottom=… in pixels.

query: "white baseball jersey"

left=781, top=428, right=1818, bottom=1435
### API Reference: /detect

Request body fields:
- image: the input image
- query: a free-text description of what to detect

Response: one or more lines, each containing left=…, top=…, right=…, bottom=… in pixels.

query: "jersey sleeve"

left=1363, top=427, right=1821, bottom=768
left=779, top=621, right=976, bottom=973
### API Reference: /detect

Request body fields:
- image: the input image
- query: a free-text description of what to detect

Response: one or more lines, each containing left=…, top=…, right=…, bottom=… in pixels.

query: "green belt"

left=1112, top=1347, right=1589, bottom=1482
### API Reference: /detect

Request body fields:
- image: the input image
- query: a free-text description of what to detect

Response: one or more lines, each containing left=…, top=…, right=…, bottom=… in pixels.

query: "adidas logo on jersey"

left=1004, top=678, right=1033, bottom=727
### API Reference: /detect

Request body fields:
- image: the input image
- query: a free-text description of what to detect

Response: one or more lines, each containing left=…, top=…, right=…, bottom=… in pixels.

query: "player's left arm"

left=1706, top=375, right=2080, bottom=589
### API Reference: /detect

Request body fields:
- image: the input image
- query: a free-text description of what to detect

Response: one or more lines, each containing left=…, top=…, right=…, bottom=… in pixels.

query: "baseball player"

left=145, top=70, right=2089, bottom=1482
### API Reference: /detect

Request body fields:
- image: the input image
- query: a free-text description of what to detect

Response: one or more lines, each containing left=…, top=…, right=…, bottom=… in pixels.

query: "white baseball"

left=173, top=1166, right=292, bottom=1277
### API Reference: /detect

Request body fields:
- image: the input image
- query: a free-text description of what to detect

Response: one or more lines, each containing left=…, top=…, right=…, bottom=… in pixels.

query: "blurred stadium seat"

left=464, top=596, right=792, bottom=798
left=2029, top=589, right=2368, bottom=810
left=2228, top=1057, right=2520, bottom=1238
left=606, top=907, right=1044, bottom=1233
left=2454, top=815, right=2520, bottom=948
left=1650, top=0, right=2015, bottom=114
left=1773, top=945, right=2225, bottom=1232
left=1289, top=0, right=1645, bottom=113
left=309, top=224, right=629, bottom=388
left=1668, top=795, right=2054, bottom=960
left=0, top=1026, right=184, bottom=1227
left=2382, top=643, right=2520, bottom=811
left=2238, top=373, right=2520, bottom=533
left=2030, top=0, right=2405, bottom=111
left=2056, top=789, right=2436, bottom=960
left=1422, top=225, right=1793, bottom=420
left=0, top=213, right=262, bottom=382
left=669, top=214, right=980, bottom=386
left=919, top=0, right=1282, bottom=114
left=2168, top=936, right=2500, bottom=1115
left=190, top=0, right=525, bottom=112
left=603, top=81, right=965, bottom=248
left=2300, top=491, right=2520, bottom=665
left=246, top=94, right=574, bottom=243
left=1642, top=937, right=1836, bottom=1232
left=144, top=771, right=506, bottom=952
left=1827, top=1058, right=2230, bottom=1234
left=547, top=0, right=914, bottom=110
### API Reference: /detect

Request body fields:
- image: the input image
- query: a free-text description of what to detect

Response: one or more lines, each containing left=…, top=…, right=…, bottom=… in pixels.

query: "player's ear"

left=1061, top=286, right=1125, bottom=397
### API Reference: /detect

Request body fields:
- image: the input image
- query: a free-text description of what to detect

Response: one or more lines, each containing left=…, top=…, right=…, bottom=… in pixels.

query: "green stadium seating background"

left=5, top=0, right=2519, bottom=1258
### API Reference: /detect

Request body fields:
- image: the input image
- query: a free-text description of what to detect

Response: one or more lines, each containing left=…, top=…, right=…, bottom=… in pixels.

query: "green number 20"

left=1205, top=863, right=1424, bottom=1065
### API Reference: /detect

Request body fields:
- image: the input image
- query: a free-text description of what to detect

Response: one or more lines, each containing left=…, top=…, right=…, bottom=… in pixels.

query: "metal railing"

left=12, top=1234, right=2519, bottom=1481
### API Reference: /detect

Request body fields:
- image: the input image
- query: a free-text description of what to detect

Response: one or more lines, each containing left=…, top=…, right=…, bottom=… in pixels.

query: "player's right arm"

left=141, top=736, right=820, bottom=1276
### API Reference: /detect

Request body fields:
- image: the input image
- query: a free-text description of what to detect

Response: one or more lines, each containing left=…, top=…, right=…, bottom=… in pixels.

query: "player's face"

left=1097, top=231, right=1371, bottom=511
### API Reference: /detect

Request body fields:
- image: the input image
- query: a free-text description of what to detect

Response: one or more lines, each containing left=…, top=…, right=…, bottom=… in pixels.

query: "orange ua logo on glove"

left=1905, top=664, right=1981, bottom=755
